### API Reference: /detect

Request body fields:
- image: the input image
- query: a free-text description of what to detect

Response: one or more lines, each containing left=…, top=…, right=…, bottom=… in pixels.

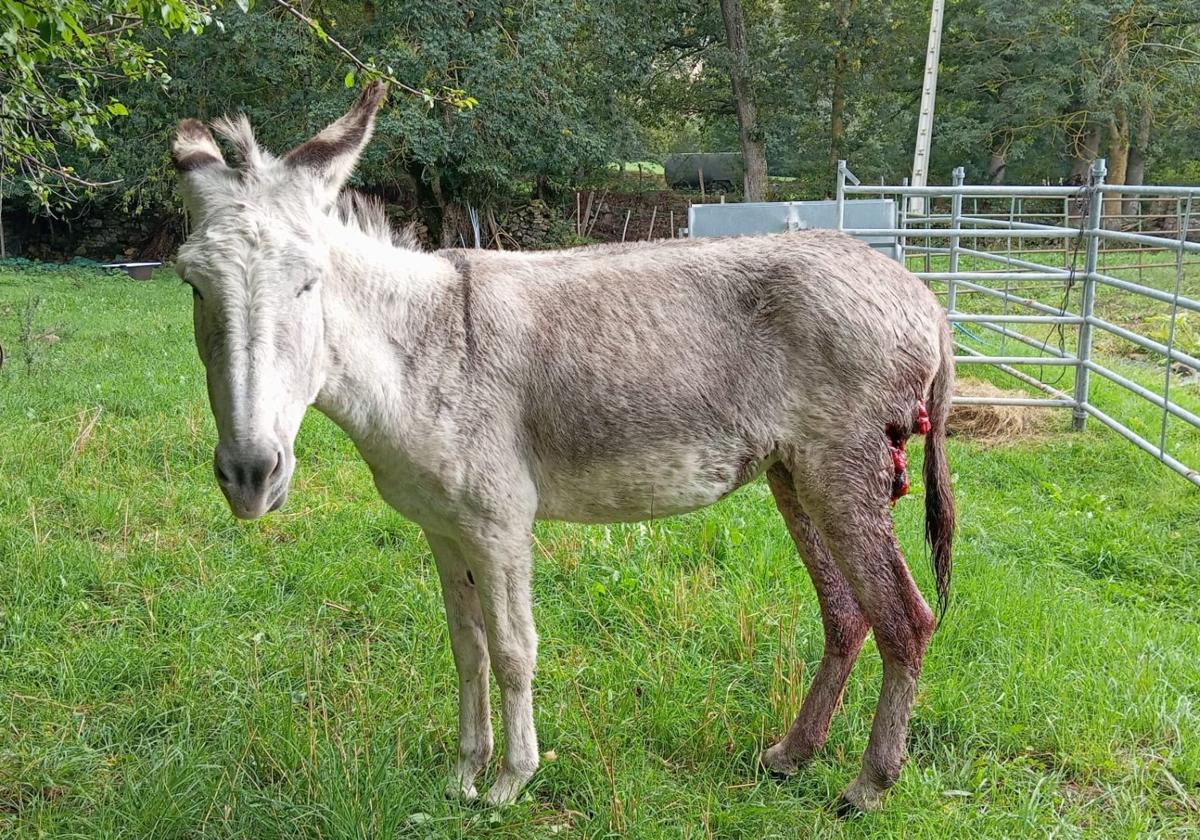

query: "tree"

left=0, top=1, right=218, bottom=209
left=719, top=0, right=768, bottom=200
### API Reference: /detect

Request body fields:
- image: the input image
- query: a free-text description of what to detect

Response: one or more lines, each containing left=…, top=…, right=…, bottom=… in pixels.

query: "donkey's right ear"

left=172, top=119, right=227, bottom=172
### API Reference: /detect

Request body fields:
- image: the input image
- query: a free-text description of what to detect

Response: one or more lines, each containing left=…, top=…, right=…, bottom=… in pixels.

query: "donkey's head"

left=172, top=82, right=387, bottom=519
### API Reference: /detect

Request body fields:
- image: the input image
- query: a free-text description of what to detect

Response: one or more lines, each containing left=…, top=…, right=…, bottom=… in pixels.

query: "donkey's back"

left=453, top=231, right=948, bottom=523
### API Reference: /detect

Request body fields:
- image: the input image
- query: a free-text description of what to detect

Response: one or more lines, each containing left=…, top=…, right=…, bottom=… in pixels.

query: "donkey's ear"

left=172, top=119, right=232, bottom=224
left=285, top=80, right=387, bottom=198
left=172, top=119, right=227, bottom=172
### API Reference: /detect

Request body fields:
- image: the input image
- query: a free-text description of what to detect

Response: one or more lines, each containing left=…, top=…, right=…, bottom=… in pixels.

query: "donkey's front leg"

left=462, top=525, right=540, bottom=807
left=426, top=531, right=493, bottom=800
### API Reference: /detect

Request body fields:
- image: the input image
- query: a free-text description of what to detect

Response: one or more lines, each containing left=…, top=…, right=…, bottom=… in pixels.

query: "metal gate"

left=834, top=159, right=1200, bottom=488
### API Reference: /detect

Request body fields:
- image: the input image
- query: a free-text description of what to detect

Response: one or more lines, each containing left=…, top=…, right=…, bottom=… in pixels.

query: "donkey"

left=171, top=81, right=955, bottom=812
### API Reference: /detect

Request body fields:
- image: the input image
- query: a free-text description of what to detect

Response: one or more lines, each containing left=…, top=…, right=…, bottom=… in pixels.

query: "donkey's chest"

left=532, top=443, right=775, bottom=524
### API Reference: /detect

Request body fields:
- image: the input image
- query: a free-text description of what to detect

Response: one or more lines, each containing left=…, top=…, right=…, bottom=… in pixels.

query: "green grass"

left=1, top=264, right=1199, bottom=838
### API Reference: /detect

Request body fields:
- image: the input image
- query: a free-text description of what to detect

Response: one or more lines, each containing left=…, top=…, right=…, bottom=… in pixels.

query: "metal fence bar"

left=953, top=246, right=1074, bottom=273
left=1084, top=360, right=1200, bottom=429
left=843, top=227, right=1079, bottom=238
left=1090, top=272, right=1200, bottom=314
left=969, top=322, right=1075, bottom=357
left=955, top=356, right=1077, bottom=365
left=1087, top=316, right=1200, bottom=371
left=1161, top=194, right=1194, bottom=455
left=1073, top=160, right=1105, bottom=430
left=1081, top=403, right=1200, bottom=486
left=1088, top=184, right=1200, bottom=196
left=950, top=314, right=1082, bottom=324
left=918, top=271, right=1070, bottom=281
left=1096, top=228, right=1200, bottom=255
left=948, top=279, right=1073, bottom=316
left=956, top=214, right=1077, bottom=232
left=955, top=343, right=1076, bottom=401
left=953, top=397, right=1076, bottom=407
left=845, top=184, right=1084, bottom=197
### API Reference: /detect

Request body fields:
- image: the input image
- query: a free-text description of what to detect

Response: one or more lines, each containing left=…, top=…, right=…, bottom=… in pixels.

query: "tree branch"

left=269, top=0, right=467, bottom=106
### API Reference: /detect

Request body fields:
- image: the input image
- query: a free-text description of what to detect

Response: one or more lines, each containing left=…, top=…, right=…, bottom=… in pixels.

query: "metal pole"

left=1160, top=193, right=1194, bottom=455
left=947, top=166, right=964, bottom=311
left=1072, top=158, right=1106, bottom=431
left=909, top=0, right=945, bottom=217
left=836, top=159, right=847, bottom=230
left=1063, top=196, right=1069, bottom=267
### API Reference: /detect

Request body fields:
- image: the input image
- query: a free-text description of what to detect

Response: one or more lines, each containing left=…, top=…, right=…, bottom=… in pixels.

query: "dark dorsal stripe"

left=444, top=251, right=478, bottom=364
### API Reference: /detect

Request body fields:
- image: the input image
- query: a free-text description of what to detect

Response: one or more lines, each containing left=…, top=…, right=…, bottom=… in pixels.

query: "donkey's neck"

left=314, top=229, right=461, bottom=448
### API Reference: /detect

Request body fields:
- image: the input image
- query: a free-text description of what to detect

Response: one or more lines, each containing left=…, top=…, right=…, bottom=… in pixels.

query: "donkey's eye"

left=297, top=280, right=316, bottom=297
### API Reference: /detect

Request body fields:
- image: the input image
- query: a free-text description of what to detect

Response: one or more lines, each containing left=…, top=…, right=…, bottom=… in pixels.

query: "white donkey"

left=172, top=82, right=955, bottom=812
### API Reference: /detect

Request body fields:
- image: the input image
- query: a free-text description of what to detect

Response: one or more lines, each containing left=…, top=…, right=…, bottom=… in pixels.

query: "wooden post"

left=581, top=191, right=595, bottom=237
left=646, top=206, right=657, bottom=240
left=621, top=209, right=632, bottom=242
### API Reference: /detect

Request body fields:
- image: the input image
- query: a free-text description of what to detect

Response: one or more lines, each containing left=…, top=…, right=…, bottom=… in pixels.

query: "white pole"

left=910, top=0, right=945, bottom=217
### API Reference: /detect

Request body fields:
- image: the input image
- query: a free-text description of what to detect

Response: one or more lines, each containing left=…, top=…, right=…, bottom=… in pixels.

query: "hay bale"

left=947, top=378, right=1050, bottom=444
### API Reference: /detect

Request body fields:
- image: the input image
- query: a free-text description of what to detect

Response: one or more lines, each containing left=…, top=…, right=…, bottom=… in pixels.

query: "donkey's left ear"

left=285, top=80, right=388, bottom=199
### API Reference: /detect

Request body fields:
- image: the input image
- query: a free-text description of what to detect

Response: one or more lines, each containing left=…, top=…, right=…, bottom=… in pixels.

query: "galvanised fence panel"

left=836, top=160, right=1200, bottom=488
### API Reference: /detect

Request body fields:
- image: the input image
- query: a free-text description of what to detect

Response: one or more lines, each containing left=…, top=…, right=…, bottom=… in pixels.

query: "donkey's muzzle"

left=214, top=440, right=290, bottom=519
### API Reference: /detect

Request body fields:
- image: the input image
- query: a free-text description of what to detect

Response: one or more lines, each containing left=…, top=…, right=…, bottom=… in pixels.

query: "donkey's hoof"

left=760, top=742, right=804, bottom=776
left=833, top=778, right=885, bottom=816
left=445, top=778, right=478, bottom=802
left=483, top=770, right=532, bottom=808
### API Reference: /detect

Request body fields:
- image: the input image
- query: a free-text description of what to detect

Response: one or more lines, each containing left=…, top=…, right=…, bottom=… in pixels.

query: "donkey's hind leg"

left=761, top=464, right=870, bottom=775
left=797, top=447, right=936, bottom=813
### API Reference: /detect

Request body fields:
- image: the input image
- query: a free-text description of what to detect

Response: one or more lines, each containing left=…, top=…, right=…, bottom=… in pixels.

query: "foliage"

left=2, top=0, right=1198, bottom=233
left=0, top=1, right=219, bottom=209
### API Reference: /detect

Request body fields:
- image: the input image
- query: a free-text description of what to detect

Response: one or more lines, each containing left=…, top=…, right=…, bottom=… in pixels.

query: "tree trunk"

left=987, top=133, right=1009, bottom=184
left=1123, top=99, right=1152, bottom=216
left=719, top=0, right=768, bottom=202
left=1103, top=106, right=1130, bottom=225
left=828, top=1, right=856, bottom=179
left=1069, top=125, right=1102, bottom=184
left=1102, top=12, right=1131, bottom=225
left=829, top=50, right=846, bottom=176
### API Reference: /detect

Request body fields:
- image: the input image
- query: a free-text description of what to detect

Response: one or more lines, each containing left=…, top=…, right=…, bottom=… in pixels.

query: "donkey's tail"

left=924, top=321, right=956, bottom=622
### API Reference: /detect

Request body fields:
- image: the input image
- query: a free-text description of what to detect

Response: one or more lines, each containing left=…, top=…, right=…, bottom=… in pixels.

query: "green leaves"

left=0, top=0, right=214, bottom=208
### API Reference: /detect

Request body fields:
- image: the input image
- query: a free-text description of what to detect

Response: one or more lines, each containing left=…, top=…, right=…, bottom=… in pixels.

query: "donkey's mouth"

left=225, top=484, right=288, bottom=520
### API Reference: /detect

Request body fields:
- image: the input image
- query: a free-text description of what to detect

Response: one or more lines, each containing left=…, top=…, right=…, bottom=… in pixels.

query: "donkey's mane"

left=336, top=189, right=422, bottom=251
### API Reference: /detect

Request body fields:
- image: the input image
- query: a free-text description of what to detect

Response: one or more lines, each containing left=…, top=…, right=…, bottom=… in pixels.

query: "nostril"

left=214, top=459, right=231, bottom=485
left=269, top=450, right=284, bottom=480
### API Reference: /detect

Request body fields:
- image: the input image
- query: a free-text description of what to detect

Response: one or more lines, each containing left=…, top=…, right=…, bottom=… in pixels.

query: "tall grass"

left=1, top=265, right=1198, bottom=838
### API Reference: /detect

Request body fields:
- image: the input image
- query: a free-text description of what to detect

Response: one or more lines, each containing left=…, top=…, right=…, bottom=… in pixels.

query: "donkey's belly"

left=533, top=446, right=776, bottom=524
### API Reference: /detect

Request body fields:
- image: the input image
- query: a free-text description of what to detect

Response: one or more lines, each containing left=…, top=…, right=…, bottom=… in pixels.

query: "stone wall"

left=1, top=204, right=183, bottom=262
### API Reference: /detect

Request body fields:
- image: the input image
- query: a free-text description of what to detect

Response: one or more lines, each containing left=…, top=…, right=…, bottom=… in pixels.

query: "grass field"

left=2, top=263, right=1199, bottom=838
